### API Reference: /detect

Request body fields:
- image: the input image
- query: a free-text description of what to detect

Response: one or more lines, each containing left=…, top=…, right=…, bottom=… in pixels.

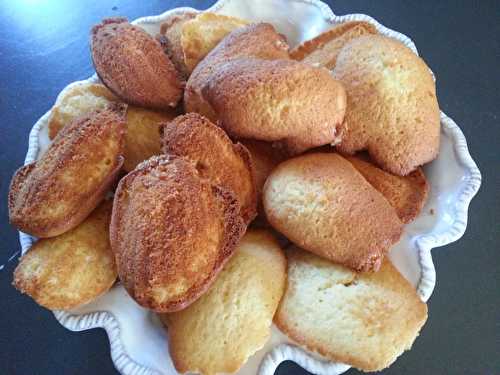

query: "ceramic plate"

left=18, top=0, right=481, bottom=374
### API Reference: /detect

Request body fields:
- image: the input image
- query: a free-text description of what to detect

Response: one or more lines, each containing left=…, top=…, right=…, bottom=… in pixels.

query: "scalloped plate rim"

left=16, top=1, right=481, bottom=374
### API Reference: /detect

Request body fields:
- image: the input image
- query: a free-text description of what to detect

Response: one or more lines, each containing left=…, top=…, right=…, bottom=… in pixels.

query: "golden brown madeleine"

left=333, top=35, right=440, bottom=175
left=46, top=81, right=177, bottom=171
left=9, top=104, right=126, bottom=238
left=263, top=153, right=402, bottom=272
left=275, top=248, right=427, bottom=372
left=91, top=17, right=184, bottom=109
left=180, top=12, right=249, bottom=73
left=239, top=139, right=287, bottom=218
left=290, top=21, right=377, bottom=69
left=346, top=155, right=429, bottom=223
left=158, top=11, right=198, bottom=78
left=123, top=106, right=177, bottom=172
left=184, top=23, right=289, bottom=121
left=203, top=58, right=347, bottom=155
left=13, top=200, right=117, bottom=310
left=162, top=113, right=257, bottom=224
left=110, top=155, right=245, bottom=312
left=161, top=229, right=286, bottom=375
left=48, top=82, right=118, bottom=139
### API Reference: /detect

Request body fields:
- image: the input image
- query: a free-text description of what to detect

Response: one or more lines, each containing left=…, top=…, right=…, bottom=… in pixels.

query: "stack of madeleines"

left=9, top=11, right=438, bottom=374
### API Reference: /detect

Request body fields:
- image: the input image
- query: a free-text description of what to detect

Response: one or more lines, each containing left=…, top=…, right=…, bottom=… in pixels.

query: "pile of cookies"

left=9, top=11, right=440, bottom=374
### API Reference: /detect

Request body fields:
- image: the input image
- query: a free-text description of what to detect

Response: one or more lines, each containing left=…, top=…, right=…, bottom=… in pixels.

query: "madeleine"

left=110, top=155, right=245, bottom=312
left=9, top=104, right=126, bottom=238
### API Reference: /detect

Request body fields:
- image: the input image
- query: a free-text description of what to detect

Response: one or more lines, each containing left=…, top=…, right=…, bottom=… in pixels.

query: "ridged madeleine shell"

left=9, top=103, right=126, bottom=238
left=91, top=17, right=184, bottom=109
left=110, top=155, right=245, bottom=312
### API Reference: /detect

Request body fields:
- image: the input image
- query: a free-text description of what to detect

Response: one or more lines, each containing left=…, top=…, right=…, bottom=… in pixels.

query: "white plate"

left=18, top=0, right=481, bottom=374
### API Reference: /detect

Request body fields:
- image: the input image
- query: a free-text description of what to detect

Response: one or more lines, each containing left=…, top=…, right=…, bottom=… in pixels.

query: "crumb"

left=429, top=208, right=435, bottom=215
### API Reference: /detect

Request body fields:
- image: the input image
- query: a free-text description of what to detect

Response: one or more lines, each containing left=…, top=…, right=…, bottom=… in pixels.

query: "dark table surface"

left=1, top=1, right=498, bottom=374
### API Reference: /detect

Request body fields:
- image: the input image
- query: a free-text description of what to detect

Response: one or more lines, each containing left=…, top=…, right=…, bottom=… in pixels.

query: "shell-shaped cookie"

left=91, top=17, right=184, bottom=109
left=110, top=155, right=245, bottom=312
left=9, top=104, right=126, bottom=238
left=184, top=23, right=289, bottom=122
left=180, top=12, right=249, bottom=73
left=275, top=248, right=427, bottom=372
left=45, top=81, right=177, bottom=172
left=240, top=139, right=287, bottom=219
left=13, top=200, right=117, bottom=310
left=124, top=106, right=177, bottom=172
left=162, top=113, right=257, bottom=224
left=346, top=154, right=429, bottom=223
left=290, top=21, right=377, bottom=69
left=48, top=82, right=118, bottom=139
left=157, top=11, right=197, bottom=79
left=161, top=230, right=286, bottom=375
left=333, top=34, right=440, bottom=175
left=203, top=58, right=347, bottom=155
left=263, top=153, right=402, bottom=271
